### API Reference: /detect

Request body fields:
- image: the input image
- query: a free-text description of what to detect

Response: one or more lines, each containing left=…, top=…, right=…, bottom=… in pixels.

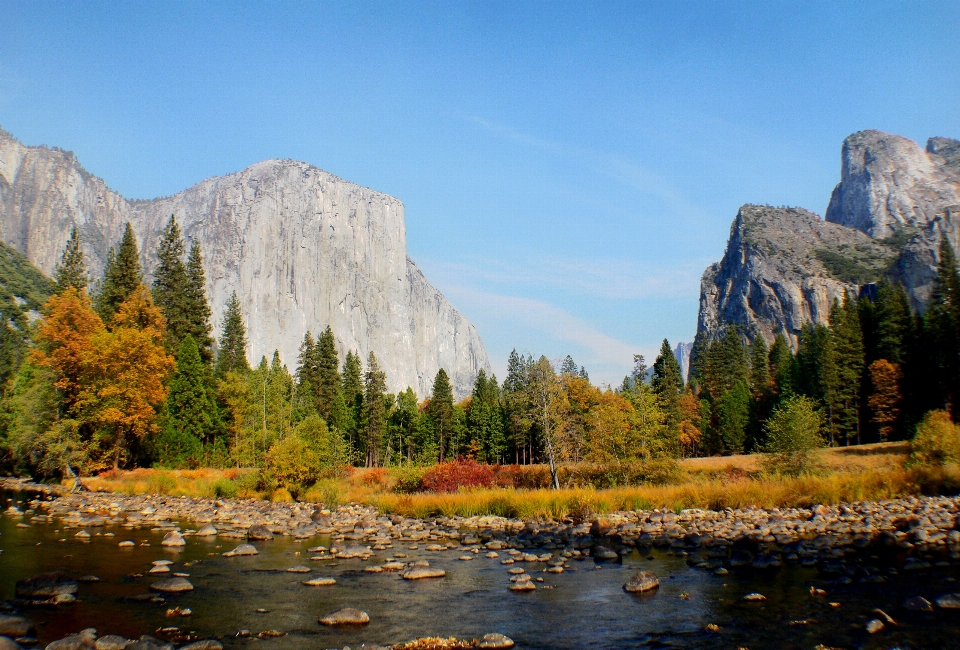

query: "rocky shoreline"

left=3, top=477, right=960, bottom=647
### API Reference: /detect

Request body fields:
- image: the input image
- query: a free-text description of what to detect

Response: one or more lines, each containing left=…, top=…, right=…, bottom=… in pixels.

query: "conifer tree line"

left=687, top=236, right=960, bottom=453
left=1, top=222, right=957, bottom=479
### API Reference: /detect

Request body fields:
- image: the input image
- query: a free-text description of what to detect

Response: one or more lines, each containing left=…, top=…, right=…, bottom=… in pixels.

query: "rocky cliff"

left=0, top=128, right=490, bottom=397
left=698, top=130, right=960, bottom=345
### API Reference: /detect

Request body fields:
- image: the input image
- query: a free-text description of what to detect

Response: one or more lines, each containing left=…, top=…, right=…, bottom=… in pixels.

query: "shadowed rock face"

left=698, top=131, right=960, bottom=345
left=0, top=128, right=490, bottom=397
left=697, top=205, right=896, bottom=346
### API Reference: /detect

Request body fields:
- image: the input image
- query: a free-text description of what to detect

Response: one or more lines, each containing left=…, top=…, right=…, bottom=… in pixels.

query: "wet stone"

left=15, top=571, right=78, bottom=599
left=401, top=567, right=446, bottom=580
left=936, top=593, right=960, bottom=609
left=223, top=544, right=258, bottom=557
left=866, top=619, right=884, bottom=634
left=624, top=571, right=659, bottom=593
left=246, top=525, right=273, bottom=541
left=477, top=633, right=516, bottom=649
left=95, top=636, right=130, bottom=650
left=318, top=608, right=370, bottom=625
left=0, top=615, right=34, bottom=638
left=150, top=577, right=194, bottom=593
left=302, top=577, right=336, bottom=586
left=0, top=637, right=22, bottom=650
left=903, top=596, right=933, bottom=612
left=161, top=531, right=185, bottom=547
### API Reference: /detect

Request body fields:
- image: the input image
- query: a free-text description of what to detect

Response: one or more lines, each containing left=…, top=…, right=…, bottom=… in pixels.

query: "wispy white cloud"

left=465, top=114, right=704, bottom=218
left=419, top=253, right=708, bottom=301
left=443, top=284, right=654, bottom=375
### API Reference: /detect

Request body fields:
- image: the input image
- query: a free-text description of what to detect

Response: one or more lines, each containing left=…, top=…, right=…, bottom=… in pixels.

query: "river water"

left=2, top=491, right=959, bottom=649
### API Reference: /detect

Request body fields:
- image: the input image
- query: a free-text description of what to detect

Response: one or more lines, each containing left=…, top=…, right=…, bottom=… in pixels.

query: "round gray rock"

left=246, top=525, right=273, bottom=541
left=624, top=571, right=660, bottom=593
left=318, top=608, right=370, bottom=625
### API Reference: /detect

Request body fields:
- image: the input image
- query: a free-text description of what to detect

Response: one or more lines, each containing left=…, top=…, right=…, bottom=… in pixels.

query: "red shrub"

left=362, top=468, right=389, bottom=487
left=421, top=458, right=496, bottom=492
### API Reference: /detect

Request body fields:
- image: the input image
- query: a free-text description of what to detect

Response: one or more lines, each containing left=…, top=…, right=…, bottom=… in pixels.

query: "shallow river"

left=2, top=491, right=960, bottom=649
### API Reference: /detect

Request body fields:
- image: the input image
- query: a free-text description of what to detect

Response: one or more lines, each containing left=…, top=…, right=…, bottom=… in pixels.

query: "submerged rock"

left=15, top=572, right=78, bottom=599
left=0, top=614, right=34, bottom=638
left=223, top=544, right=258, bottom=557
left=477, top=634, right=515, bottom=649
left=246, top=525, right=273, bottom=541
left=94, top=636, right=130, bottom=650
left=161, top=531, right=185, bottom=547
left=301, top=577, right=336, bottom=586
left=401, top=567, right=446, bottom=580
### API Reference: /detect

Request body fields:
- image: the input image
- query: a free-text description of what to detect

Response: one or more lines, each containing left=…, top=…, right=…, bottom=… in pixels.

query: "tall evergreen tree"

left=184, top=242, right=214, bottom=364
left=926, top=236, right=960, bottom=417
left=652, top=338, right=684, bottom=431
left=747, top=335, right=772, bottom=451
left=831, top=294, right=865, bottom=445
left=363, top=351, right=387, bottom=467
left=151, top=216, right=190, bottom=355
left=874, top=282, right=912, bottom=365
left=341, top=350, right=364, bottom=453
left=316, top=326, right=342, bottom=423
left=768, top=331, right=796, bottom=399
left=296, top=331, right=318, bottom=388
left=96, top=223, right=142, bottom=322
left=429, top=368, right=455, bottom=462
left=55, top=227, right=88, bottom=292
left=163, top=336, right=219, bottom=453
left=214, top=292, right=249, bottom=377
left=390, top=387, right=421, bottom=463
left=559, top=355, right=578, bottom=376
left=467, top=369, right=506, bottom=463
left=687, top=330, right=709, bottom=391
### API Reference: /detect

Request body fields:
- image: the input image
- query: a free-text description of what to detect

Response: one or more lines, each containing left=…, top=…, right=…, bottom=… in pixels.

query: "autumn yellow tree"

left=33, top=285, right=174, bottom=470
left=868, top=359, right=902, bottom=442
left=676, top=391, right=703, bottom=457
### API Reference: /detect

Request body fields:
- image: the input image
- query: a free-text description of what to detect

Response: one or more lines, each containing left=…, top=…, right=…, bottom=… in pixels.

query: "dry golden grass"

left=74, top=442, right=949, bottom=520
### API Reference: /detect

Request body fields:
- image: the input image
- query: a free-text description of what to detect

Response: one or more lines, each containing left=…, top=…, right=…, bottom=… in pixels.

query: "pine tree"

left=341, top=350, right=364, bottom=455
left=214, top=292, right=249, bottom=377
left=467, top=369, right=506, bottom=463
left=831, top=294, right=865, bottom=445
left=96, top=223, right=142, bottom=322
left=151, top=216, right=190, bottom=355
left=160, top=335, right=218, bottom=465
left=55, top=227, right=88, bottom=292
left=316, top=326, right=342, bottom=423
left=874, top=282, right=912, bottom=365
left=363, top=351, right=387, bottom=467
left=926, top=236, right=960, bottom=417
left=652, top=338, right=684, bottom=433
left=748, top=335, right=772, bottom=451
left=717, top=379, right=751, bottom=454
left=429, top=368, right=455, bottom=462
left=687, top=330, right=709, bottom=391
left=184, top=242, right=214, bottom=364
left=296, top=331, right=318, bottom=389
left=559, top=355, right=578, bottom=376
left=390, top=387, right=421, bottom=463
left=768, top=332, right=795, bottom=399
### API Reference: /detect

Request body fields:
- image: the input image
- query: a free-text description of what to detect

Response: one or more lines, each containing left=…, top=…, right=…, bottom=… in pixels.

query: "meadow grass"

left=74, top=443, right=960, bottom=519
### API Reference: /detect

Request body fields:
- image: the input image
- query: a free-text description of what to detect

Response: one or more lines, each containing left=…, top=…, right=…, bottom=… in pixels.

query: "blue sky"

left=2, top=2, right=959, bottom=386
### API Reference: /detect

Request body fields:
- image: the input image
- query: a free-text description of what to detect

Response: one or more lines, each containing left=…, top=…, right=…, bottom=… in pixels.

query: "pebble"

left=286, top=566, right=311, bottom=573
left=743, top=593, right=767, bottom=602
left=903, top=595, right=933, bottom=612
left=866, top=619, right=884, bottom=634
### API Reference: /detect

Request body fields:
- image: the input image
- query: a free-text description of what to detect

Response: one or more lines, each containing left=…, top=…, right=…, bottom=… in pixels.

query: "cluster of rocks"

left=0, top=616, right=221, bottom=650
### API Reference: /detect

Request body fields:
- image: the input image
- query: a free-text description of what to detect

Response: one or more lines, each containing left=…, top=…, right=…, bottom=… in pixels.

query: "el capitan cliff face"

left=0, top=128, right=490, bottom=397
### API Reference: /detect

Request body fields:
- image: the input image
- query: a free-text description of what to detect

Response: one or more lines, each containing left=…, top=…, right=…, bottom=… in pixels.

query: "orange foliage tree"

left=868, top=359, right=902, bottom=442
left=33, top=285, right=175, bottom=470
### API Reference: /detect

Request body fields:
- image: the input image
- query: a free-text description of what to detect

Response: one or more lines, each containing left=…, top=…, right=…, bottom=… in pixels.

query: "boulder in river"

left=149, top=577, right=194, bottom=593
left=623, top=571, right=659, bottom=593
left=161, top=532, right=185, bottom=547
left=0, top=636, right=23, bottom=650
left=401, top=567, right=446, bottom=580
left=223, top=544, right=258, bottom=557
left=903, top=596, right=933, bottom=612
left=936, top=593, right=960, bottom=609
left=246, top=525, right=273, bottom=541
left=477, top=633, right=516, bottom=649
left=302, top=577, right=336, bottom=586
left=318, top=608, right=370, bottom=625
left=0, top=614, right=34, bottom=637
left=866, top=619, right=884, bottom=634
left=94, top=635, right=130, bottom=650
left=46, top=629, right=96, bottom=650
left=15, top=571, right=78, bottom=598
left=194, top=525, right=217, bottom=537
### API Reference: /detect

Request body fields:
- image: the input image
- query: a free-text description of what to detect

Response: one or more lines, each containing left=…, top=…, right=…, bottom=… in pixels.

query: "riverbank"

left=5, top=478, right=960, bottom=649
